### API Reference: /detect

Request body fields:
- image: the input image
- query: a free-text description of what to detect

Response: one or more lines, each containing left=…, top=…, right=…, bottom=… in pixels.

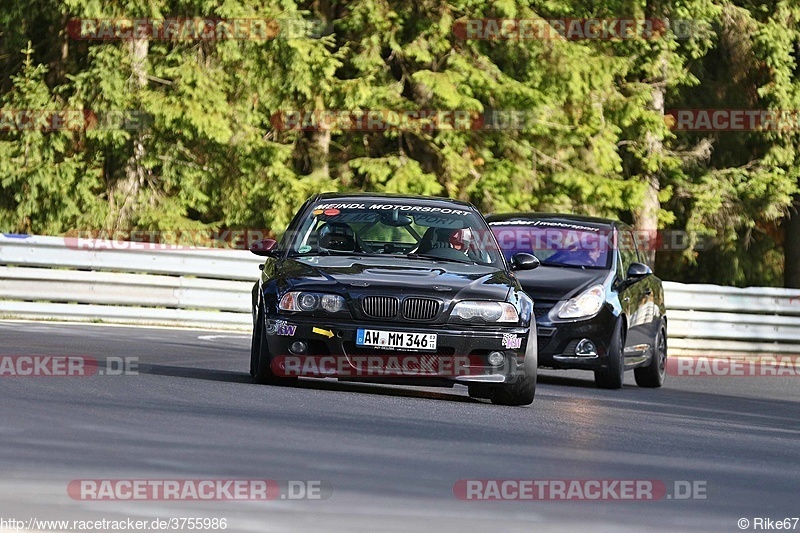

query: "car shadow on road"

left=133, top=363, right=253, bottom=383
left=126, top=361, right=612, bottom=398
left=537, top=372, right=598, bottom=389
left=293, top=379, right=479, bottom=403
left=134, top=363, right=480, bottom=404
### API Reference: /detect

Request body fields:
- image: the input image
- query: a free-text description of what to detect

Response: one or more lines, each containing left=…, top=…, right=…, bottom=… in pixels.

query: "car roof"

left=485, top=212, right=630, bottom=231
left=313, top=192, right=477, bottom=210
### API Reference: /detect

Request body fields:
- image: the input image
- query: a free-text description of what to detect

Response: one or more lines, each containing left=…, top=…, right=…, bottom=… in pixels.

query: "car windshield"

left=288, top=200, right=505, bottom=268
left=490, top=222, right=612, bottom=269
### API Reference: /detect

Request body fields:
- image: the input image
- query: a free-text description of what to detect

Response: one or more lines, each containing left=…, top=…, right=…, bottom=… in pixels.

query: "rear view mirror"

left=511, top=253, right=540, bottom=271
left=381, top=210, right=413, bottom=227
left=249, top=238, right=278, bottom=257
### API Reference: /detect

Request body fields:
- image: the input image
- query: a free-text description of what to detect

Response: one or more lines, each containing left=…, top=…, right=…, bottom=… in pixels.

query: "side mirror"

left=626, top=262, right=652, bottom=280
left=249, top=238, right=278, bottom=257
left=511, top=253, right=540, bottom=271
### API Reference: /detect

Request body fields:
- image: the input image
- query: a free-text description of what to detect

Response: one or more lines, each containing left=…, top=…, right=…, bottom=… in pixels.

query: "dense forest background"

left=1, top=0, right=799, bottom=287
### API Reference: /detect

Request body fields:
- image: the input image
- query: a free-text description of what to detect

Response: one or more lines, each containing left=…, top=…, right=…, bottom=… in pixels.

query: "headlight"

left=280, top=291, right=346, bottom=313
left=557, top=285, right=605, bottom=319
left=450, top=301, right=519, bottom=323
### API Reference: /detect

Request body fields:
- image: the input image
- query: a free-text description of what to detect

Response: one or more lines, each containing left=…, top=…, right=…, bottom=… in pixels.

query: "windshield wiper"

left=290, top=250, right=357, bottom=257
left=407, top=253, right=477, bottom=265
left=290, top=250, right=391, bottom=258
left=540, top=261, right=601, bottom=269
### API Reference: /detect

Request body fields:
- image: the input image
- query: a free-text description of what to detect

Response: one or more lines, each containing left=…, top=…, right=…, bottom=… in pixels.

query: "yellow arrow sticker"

left=312, top=327, right=334, bottom=338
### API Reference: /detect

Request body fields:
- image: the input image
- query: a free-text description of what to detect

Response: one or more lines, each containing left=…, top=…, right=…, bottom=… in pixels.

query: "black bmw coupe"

left=248, top=194, right=539, bottom=406
left=487, top=213, right=667, bottom=389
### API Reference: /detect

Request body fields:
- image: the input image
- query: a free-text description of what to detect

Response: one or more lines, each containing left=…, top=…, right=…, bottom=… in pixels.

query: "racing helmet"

left=317, top=222, right=356, bottom=252
left=449, top=228, right=474, bottom=251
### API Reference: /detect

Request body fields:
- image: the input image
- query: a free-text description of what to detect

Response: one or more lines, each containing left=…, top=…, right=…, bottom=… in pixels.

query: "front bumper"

left=536, top=307, right=617, bottom=371
left=262, top=314, right=532, bottom=384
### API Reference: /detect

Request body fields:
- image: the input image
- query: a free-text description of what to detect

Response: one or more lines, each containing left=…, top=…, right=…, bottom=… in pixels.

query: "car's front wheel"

left=491, top=374, right=535, bottom=406
left=249, top=307, right=261, bottom=378
left=595, top=320, right=625, bottom=389
left=634, top=325, right=667, bottom=388
left=251, top=306, right=296, bottom=386
left=491, top=329, right=536, bottom=406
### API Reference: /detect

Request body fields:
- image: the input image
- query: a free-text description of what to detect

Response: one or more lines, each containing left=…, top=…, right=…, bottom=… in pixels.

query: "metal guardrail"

left=0, top=234, right=257, bottom=330
left=0, top=234, right=265, bottom=280
left=2, top=234, right=800, bottom=355
left=663, top=282, right=800, bottom=356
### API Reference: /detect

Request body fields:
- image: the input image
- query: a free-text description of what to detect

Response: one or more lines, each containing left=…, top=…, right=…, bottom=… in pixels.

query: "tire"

left=491, top=375, right=535, bottom=406
left=251, top=306, right=296, bottom=386
left=595, top=320, right=625, bottom=389
left=635, top=325, right=667, bottom=388
left=249, top=306, right=261, bottom=378
left=491, top=328, right=537, bottom=406
left=468, top=384, right=493, bottom=400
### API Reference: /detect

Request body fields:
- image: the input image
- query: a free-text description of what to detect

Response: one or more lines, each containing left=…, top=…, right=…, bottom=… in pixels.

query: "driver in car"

left=448, top=228, right=474, bottom=254
left=317, top=222, right=357, bottom=252
left=573, top=245, right=604, bottom=266
left=418, top=227, right=477, bottom=261
left=548, top=244, right=605, bottom=266
left=422, top=228, right=468, bottom=251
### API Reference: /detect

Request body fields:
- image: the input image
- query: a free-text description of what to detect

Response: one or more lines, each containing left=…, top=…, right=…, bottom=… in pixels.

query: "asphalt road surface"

left=1, top=321, right=799, bottom=533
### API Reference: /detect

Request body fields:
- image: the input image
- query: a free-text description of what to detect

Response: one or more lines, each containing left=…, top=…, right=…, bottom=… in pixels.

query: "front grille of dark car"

left=533, top=303, right=554, bottom=319
left=362, top=296, right=399, bottom=319
left=402, top=298, right=440, bottom=320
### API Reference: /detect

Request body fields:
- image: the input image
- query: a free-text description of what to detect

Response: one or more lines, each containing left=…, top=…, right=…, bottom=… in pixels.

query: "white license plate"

left=356, top=329, right=437, bottom=351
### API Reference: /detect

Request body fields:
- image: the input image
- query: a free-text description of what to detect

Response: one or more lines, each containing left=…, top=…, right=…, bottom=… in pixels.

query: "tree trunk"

left=634, top=83, right=665, bottom=266
left=785, top=194, right=800, bottom=288
left=112, top=36, right=148, bottom=229
left=308, top=0, right=332, bottom=180
left=635, top=2, right=668, bottom=266
left=309, top=129, right=331, bottom=179
left=633, top=30, right=668, bottom=266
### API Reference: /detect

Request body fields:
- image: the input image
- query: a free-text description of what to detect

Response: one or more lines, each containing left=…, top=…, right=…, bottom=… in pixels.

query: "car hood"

left=514, top=265, right=608, bottom=301
left=279, top=256, right=513, bottom=301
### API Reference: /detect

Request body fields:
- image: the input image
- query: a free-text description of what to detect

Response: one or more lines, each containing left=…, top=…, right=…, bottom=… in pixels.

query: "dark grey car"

left=487, top=213, right=667, bottom=389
